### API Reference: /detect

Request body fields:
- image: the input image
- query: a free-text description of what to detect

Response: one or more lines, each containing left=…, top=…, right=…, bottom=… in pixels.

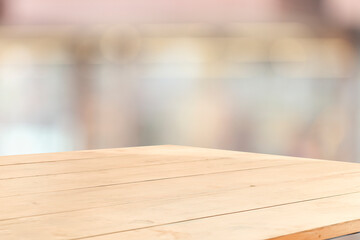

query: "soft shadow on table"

left=331, top=233, right=360, bottom=240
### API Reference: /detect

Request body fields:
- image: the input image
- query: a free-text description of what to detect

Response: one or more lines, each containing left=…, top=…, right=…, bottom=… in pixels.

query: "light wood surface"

left=1, top=145, right=360, bottom=240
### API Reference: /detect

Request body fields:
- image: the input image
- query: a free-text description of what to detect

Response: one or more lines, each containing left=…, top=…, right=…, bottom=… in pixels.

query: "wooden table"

left=1, top=145, right=360, bottom=240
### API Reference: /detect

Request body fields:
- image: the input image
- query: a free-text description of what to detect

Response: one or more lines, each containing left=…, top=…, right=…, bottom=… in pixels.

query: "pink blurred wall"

left=3, top=0, right=282, bottom=24
left=2, top=0, right=360, bottom=27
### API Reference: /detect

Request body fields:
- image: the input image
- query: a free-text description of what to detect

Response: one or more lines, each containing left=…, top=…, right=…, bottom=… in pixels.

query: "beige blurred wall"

left=0, top=1, right=359, bottom=165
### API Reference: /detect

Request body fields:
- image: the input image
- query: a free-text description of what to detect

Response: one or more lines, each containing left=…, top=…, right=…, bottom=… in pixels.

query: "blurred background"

left=0, top=0, right=359, bottom=163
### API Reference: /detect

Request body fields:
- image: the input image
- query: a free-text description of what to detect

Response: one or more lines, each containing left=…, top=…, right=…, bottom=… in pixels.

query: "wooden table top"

left=1, top=145, right=360, bottom=240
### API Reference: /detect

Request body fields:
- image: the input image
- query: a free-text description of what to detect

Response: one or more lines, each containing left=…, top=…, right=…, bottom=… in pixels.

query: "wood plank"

left=119, top=145, right=315, bottom=161
left=1, top=161, right=360, bottom=239
left=0, top=145, right=176, bottom=166
left=0, top=157, right=304, bottom=197
left=0, top=146, right=293, bottom=180
left=0, top=160, right=358, bottom=221
left=0, top=145, right=281, bottom=180
left=0, top=148, right=122, bottom=166
left=0, top=155, right=227, bottom=180
left=91, top=192, right=360, bottom=240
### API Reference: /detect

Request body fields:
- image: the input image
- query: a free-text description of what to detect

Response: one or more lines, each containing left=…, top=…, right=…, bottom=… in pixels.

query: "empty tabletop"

left=1, top=145, right=360, bottom=240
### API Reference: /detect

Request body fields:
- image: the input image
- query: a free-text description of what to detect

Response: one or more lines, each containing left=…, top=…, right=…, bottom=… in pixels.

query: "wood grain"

left=1, top=145, right=360, bottom=240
